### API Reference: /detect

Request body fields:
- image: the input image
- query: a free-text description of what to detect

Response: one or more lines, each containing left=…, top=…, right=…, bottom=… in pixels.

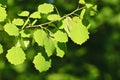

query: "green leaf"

left=4, top=23, right=19, bottom=36
left=44, top=38, right=55, bottom=57
left=18, top=11, right=30, bottom=17
left=23, top=40, right=30, bottom=48
left=30, top=11, right=41, bottom=19
left=6, top=47, right=26, bottom=65
left=47, top=14, right=61, bottom=21
left=80, top=9, right=86, bottom=20
left=0, top=44, right=3, bottom=54
left=54, top=30, right=68, bottom=42
left=92, top=5, right=97, bottom=11
left=54, top=42, right=66, bottom=58
left=16, top=39, right=30, bottom=49
left=33, top=53, right=51, bottom=72
left=58, top=19, right=67, bottom=29
left=70, top=17, right=89, bottom=45
left=64, top=17, right=72, bottom=37
left=0, top=5, right=7, bottom=22
left=38, top=3, right=54, bottom=14
left=86, top=3, right=93, bottom=8
left=90, top=5, right=97, bottom=16
left=12, top=18, right=24, bottom=26
left=15, top=40, right=21, bottom=47
left=79, top=0, right=86, bottom=4
left=33, top=29, right=48, bottom=46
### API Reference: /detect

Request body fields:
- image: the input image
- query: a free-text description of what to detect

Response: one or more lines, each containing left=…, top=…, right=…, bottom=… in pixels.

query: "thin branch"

left=26, top=20, right=56, bottom=28
left=54, top=5, right=60, bottom=16
left=25, top=6, right=86, bottom=29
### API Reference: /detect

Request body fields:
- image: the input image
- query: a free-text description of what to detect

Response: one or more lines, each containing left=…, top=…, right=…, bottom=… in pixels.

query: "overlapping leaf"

left=54, top=30, right=68, bottom=43
left=58, top=19, right=67, bottom=29
left=33, top=29, right=48, bottom=46
left=44, top=38, right=55, bottom=57
left=54, top=41, right=66, bottom=58
left=33, top=53, right=51, bottom=72
left=64, top=17, right=73, bottom=37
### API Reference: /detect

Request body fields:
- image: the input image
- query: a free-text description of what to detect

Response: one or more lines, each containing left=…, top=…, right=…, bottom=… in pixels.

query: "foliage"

left=0, top=0, right=97, bottom=72
left=0, top=0, right=120, bottom=80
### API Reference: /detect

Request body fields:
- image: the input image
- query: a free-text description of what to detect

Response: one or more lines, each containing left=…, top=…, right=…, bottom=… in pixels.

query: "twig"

left=25, top=6, right=86, bottom=29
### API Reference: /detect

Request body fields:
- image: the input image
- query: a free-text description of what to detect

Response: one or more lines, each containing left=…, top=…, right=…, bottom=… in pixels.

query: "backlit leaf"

left=70, top=17, right=89, bottom=45
left=12, top=18, right=24, bottom=26
left=44, top=38, right=55, bottom=57
left=18, top=11, right=30, bottom=17
left=4, top=23, right=19, bottom=36
left=86, top=3, right=93, bottom=8
left=30, top=12, right=41, bottom=19
left=54, top=41, right=66, bottom=58
left=0, top=44, right=3, bottom=54
left=79, top=0, right=86, bottom=4
left=0, top=4, right=7, bottom=22
left=6, top=47, right=26, bottom=65
left=58, top=19, right=67, bottom=29
left=47, top=14, right=61, bottom=21
left=33, top=29, right=48, bottom=46
left=33, top=53, right=51, bottom=72
left=54, top=30, right=68, bottom=42
left=38, top=3, right=54, bottom=14
left=80, top=9, right=86, bottom=20
left=20, top=30, right=31, bottom=38
left=64, top=17, right=72, bottom=37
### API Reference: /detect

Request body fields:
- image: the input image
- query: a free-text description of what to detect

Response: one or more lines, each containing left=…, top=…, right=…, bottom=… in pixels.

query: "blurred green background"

left=0, top=0, right=120, bottom=80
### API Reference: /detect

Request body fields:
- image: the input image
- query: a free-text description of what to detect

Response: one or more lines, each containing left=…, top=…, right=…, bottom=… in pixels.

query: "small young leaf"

left=38, top=3, right=54, bottom=14
left=0, top=44, right=3, bottom=54
left=47, top=14, right=61, bottom=21
left=54, top=30, right=68, bottom=42
left=0, top=5, right=7, bottom=22
left=30, top=12, right=41, bottom=19
left=12, top=18, right=24, bottom=26
left=44, top=38, right=55, bottom=57
left=23, top=40, right=30, bottom=48
left=86, top=3, right=93, bottom=8
left=6, top=47, right=26, bottom=65
left=33, top=53, right=51, bottom=72
left=92, top=5, right=97, bottom=11
left=4, top=23, right=19, bottom=36
left=15, top=40, right=21, bottom=47
left=18, top=11, right=30, bottom=17
left=79, top=0, right=86, bottom=4
left=33, top=29, right=48, bottom=46
left=80, top=9, right=86, bottom=20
